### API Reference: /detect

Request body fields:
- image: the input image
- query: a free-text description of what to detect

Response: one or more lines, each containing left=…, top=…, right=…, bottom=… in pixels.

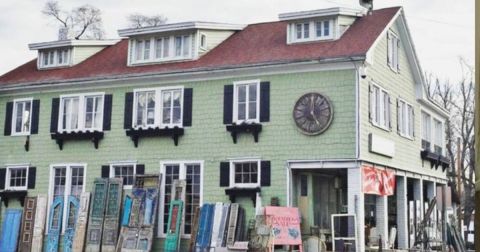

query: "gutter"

left=0, top=55, right=365, bottom=92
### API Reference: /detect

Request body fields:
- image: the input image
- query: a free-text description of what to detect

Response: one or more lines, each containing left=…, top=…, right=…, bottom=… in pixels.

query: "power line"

left=406, top=15, right=473, bottom=29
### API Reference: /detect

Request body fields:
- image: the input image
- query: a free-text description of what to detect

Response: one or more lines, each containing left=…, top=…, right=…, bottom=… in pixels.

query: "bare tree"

left=429, top=59, right=475, bottom=235
left=42, top=1, right=105, bottom=40
left=127, top=13, right=167, bottom=28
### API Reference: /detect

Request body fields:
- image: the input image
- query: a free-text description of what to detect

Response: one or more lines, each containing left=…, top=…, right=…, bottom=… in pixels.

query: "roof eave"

left=118, top=21, right=246, bottom=37
left=28, top=39, right=120, bottom=50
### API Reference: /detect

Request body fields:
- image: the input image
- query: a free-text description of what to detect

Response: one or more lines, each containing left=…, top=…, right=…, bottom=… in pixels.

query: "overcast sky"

left=0, top=0, right=474, bottom=83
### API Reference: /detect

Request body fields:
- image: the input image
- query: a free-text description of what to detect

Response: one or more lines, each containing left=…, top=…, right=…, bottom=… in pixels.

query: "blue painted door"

left=0, top=209, right=22, bottom=252
left=63, top=196, right=79, bottom=252
left=196, top=204, right=215, bottom=251
left=45, top=197, right=64, bottom=252
left=122, top=195, right=132, bottom=226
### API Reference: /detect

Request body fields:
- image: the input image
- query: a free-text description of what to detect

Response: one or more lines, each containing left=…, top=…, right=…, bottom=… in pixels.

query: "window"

left=110, top=163, right=136, bottom=189
left=387, top=31, right=399, bottom=71
left=59, top=93, right=104, bottom=132
left=315, top=20, right=331, bottom=38
left=6, top=166, right=28, bottom=190
left=433, top=119, right=443, bottom=155
left=48, top=164, right=85, bottom=233
left=370, top=84, right=391, bottom=130
left=230, top=160, right=260, bottom=188
left=40, top=49, right=71, bottom=68
left=12, top=98, right=32, bottom=136
left=159, top=161, right=203, bottom=237
left=421, top=112, right=431, bottom=150
left=200, top=34, right=207, bottom=49
left=233, top=80, right=260, bottom=123
left=398, top=99, right=414, bottom=138
left=131, top=34, right=193, bottom=64
left=290, top=19, right=333, bottom=43
left=133, top=87, right=183, bottom=129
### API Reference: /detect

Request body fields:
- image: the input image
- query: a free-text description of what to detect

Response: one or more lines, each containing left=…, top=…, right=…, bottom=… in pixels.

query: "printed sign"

left=362, top=166, right=396, bottom=196
left=264, top=206, right=302, bottom=245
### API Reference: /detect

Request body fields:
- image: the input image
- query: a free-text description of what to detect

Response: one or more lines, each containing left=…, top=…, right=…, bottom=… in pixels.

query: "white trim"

left=370, top=82, right=391, bottom=131
left=387, top=30, right=399, bottom=73
left=118, top=22, right=245, bottom=37
left=229, top=159, right=261, bottom=188
left=129, top=34, right=195, bottom=66
left=287, top=19, right=335, bottom=44
left=57, top=92, right=105, bottom=133
left=132, top=86, right=184, bottom=129
left=397, top=98, right=414, bottom=140
left=11, top=97, right=33, bottom=136
left=158, top=160, right=204, bottom=239
left=109, top=162, right=137, bottom=189
left=279, top=7, right=365, bottom=21
left=29, top=39, right=119, bottom=50
left=38, top=48, right=73, bottom=69
left=5, top=165, right=29, bottom=191
left=199, top=33, right=207, bottom=50
left=47, top=163, right=87, bottom=234
left=232, top=79, right=260, bottom=124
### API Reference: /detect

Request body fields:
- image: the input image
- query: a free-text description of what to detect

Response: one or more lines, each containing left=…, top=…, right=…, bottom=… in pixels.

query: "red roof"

left=0, top=7, right=400, bottom=86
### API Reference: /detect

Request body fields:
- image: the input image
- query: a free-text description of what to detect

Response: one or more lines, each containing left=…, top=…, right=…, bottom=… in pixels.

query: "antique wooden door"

left=32, top=195, right=47, bottom=252
left=63, top=196, right=80, bottom=252
left=72, top=192, right=90, bottom=252
left=18, top=197, right=37, bottom=252
left=164, top=200, right=184, bottom=252
left=86, top=178, right=108, bottom=252
left=0, top=209, right=22, bottom=252
left=209, top=202, right=224, bottom=250
left=45, top=197, right=63, bottom=252
left=121, top=195, right=132, bottom=226
left=102, top=178, right=123, bottom=252
left=226, top=203, right=239, bottom=246
left=216, top=203, right=230, bottom=248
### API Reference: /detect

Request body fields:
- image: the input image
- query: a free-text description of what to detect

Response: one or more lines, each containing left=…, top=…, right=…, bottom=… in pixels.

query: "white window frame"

left=39, top=48, right=71, bottom=68
left=199, top=33, right=207, bottom=50
left=132, top=86, right=184, bottom=129
left=11, top=98, right=33, bottom=136
left=370, top=83, right=391, bottom=131
left=387, top=30, right=399, bottom=72
left=233, top=80, right=260, bottom=124
left=158, top=160, right=204, bottom=239
left=131, top=34, right=194, bottom=65
left=58, top=92, right=105, bottom=133
left=421, top=111, right=432, bottom=150
left=289, top=19, right=334, bottom=43
left=109, top=162, right=137, bottom=190
left=398, top=99, right=414, bottom=139
left=433, top=119, right=443, bottom=155
left=229, top=159, right=261, bottom=188
left=47, top=163, right=87, bottom=234
left=5, top=165, right=29, bottom=191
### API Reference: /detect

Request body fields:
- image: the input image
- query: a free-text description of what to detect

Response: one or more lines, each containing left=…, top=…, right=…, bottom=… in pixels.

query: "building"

left=0, top=5, right=449, bottom=251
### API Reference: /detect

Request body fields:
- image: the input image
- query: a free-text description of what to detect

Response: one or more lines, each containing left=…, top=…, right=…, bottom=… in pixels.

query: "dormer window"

left=131, top=34, right=193, bottom=65
left=288, top=19, right=334, bottom=43
left=39, top=48, right=71, bottom=68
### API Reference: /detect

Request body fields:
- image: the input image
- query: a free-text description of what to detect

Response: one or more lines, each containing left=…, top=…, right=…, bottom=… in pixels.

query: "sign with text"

left=264, top=206, right=302, bottom=246
left=362, top=166, right=396, bottom=196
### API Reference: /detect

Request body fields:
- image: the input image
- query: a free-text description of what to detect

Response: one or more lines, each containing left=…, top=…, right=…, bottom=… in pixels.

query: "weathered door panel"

left=0, top=209, right=22, bottom=252
left=164, top=200, right=184, bottom=252
left=72, top=192, right=90, bottom=252
left=121, top=195, right=132, bottom=226
left=102, top=178, right=123, bottom=252
left=226, top=203, right=239, bottom=247
left=18, top=197, right=36, bottom=252
left=209, top=202, right=223, bottom=250
left=86, top=178, right=108, bottom=252
left=45, top=197, right=63, bottom=252
left=63, top=195, right=80, bottom=252
left=32, top=195, right=47, bottom=252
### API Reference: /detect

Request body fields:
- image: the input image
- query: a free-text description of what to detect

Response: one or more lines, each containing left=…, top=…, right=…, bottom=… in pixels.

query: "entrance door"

left=0, top=209, right=22, bottom=252
left=297, top=174, right=310, bottom=234
left=45, top=197, right=64, bottom=252
left=63, top=195, right=79, bottom=252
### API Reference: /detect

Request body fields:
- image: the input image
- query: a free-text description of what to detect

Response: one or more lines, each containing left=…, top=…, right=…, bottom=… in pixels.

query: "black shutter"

left=183, top=88, right=193, bottom=127
left=219, top=162, right=230, bottom=187
left=260, top=161, right=271, bottom=187
left=259, top=82, right=270, bottom=122
left=124, top=92, right=134, bottom=129
left=50, top=98, right=60, bottom=133
left=223, top=85, right=233, bottom=125
left=103, top=94, right=113, bottom=131
left=0, top=168, right=6, bottom=190
left=28, top=167, right=36, bottom=189
left=101, top=165, right=110, bottom=178
left=4, top=102, right=13, bottom=136
left=31, top=100, right=40, bottom=134
left=136, top=164, right=145, bottom=175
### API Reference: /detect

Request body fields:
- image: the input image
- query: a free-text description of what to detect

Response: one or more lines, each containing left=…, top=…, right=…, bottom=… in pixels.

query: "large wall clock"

left=293, top=92, right=333, bottom=135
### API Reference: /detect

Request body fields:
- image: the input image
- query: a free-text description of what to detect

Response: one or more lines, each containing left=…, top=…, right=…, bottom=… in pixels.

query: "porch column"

left=413, top=178, right=423, bottom=215
left=376, top=195, right=388, bottom=248
left=347, top=168, right=364, bottom=252
left=396, top=176, right=409, bottom=249
left=426, top=180, right=436, bottom=220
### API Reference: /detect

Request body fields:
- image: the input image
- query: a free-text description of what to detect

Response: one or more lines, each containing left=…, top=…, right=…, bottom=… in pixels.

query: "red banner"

left=362, top=166, right=396, bottom=196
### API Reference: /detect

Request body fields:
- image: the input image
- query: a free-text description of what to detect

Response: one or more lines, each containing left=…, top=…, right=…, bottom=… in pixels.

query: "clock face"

left=293, top=92, right=333, bottom=135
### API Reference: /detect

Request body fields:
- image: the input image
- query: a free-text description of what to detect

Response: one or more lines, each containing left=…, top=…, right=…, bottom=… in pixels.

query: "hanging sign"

left=264, top=206, right=302, bottom=246
left=362, top=166, right=396, bottom=196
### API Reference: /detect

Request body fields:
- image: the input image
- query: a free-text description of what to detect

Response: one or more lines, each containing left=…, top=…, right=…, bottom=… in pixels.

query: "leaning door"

left=0, top=209, right=23, bottom=252
left=63, top=195, right=80, bottom=252
left=45, top=197, right=64, bottom=252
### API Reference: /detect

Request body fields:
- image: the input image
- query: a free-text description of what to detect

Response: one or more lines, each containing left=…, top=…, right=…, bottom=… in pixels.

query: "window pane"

left=85, top=97, right=94, bottom=129
left=49, top=52, right=54, bottom=64
left=93, top=96, right=103, bottom=129
left=238, top=85, right=246, bottom=103
left=183, top=36, right=190, bottom=57
left=24, top=101, right=31, bottom=132
left=15, top=102, right=23, bottom=132
left=163, top=165, right=180, bottom=233
left=113, top=165, right=135, bottom=186
left=155, top=38, right=162, bottom=58
left=185, top=164, right=201, bottom=234
left=144, top=40, right=150, bottom=60
left=147, top=93, right=155, bottom=125
left=172, top=90, right=181, bottom=124
left=136, top=41, right=143, bottom=61
left=43, top=53, right=49, bottom=65
left=58, top=50, right=63, bottom=64
left=303, top=23, right=310, bottom=38
left=316, top=22, right=322, bottom=37
left=175, top=37, right=182, bottom=56
left=163, top=38, right=170, bottom=57
left=324, top=21, right=330, bottom=36
left=162, top=91, right=172, bottom=124
left=296, top=24, right=302, bottom=39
